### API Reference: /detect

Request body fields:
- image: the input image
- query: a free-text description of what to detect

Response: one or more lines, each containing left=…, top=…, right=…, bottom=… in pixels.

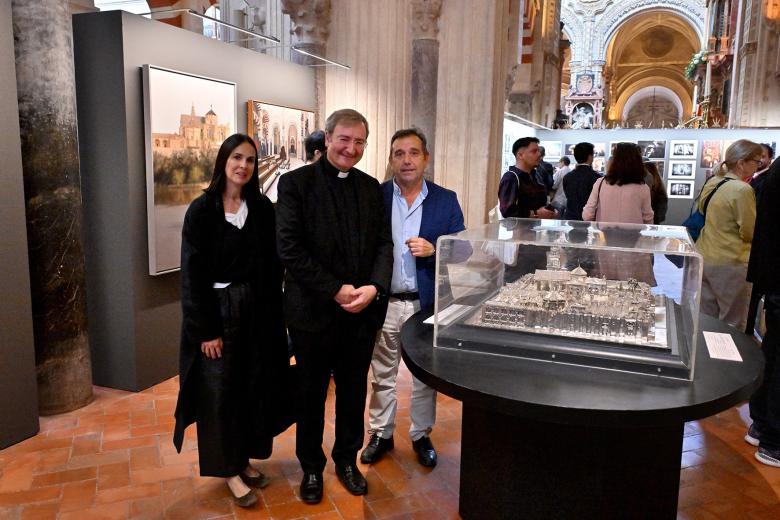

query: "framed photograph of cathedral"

left=670, top=140, right=697, bottom=159
left=247, top=100, right=315, bottom=202
left=667, top=180, right=694, bottom=199
left=142, top=65, right=237, bottom=275
left=669, top=160, right=695, bottom=179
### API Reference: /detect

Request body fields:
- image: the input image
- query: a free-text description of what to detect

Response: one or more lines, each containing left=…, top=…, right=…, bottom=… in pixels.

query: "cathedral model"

left=470, top=246, right=666, bottom=348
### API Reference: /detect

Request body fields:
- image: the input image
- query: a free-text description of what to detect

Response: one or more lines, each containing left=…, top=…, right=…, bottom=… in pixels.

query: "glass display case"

left=433, top=219, right=702, bottom=380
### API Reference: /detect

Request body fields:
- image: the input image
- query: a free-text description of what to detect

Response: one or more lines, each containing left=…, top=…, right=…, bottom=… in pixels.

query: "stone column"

left=282, top=0, right=331, bottom=129
left=11, top=0, right=92, bottom=415
left=411, top=0, right=442, bottom=181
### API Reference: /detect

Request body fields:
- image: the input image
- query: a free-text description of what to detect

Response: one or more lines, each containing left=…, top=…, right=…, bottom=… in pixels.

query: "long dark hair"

left=644, top=160, right=668, bottom=203
left=205, top=134, right=260, bottom=200
left=605, top=142, right=645, bottom=186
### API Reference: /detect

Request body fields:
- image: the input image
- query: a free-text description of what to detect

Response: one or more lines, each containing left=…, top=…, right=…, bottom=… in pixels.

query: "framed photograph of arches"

left=142, top=65, right=237, bottom=275
left=669, top=160, right=696, bottom=179
left=667, top=180, right=695, bottom=199
left=670, top=140, right=697, bottom=159
left=247, top=100, right=316, bottom=202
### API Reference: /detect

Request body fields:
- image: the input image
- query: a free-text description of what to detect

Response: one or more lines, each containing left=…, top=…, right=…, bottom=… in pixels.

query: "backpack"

left=489, top=170, right=522, bottom=222
left=682, top=177, right=732, bottom=241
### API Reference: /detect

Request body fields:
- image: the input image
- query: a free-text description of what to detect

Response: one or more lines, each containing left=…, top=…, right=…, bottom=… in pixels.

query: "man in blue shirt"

left=360, top=128, right=465, bottom=468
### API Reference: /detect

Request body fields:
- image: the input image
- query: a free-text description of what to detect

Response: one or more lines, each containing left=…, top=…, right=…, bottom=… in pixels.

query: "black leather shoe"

left=360, top=433, right=394, bottom=464
left=335, top=463, right=368, bottom=495
left=300, top=472, right=323, bottom=504
left=412, top=436, right=438, bottom=468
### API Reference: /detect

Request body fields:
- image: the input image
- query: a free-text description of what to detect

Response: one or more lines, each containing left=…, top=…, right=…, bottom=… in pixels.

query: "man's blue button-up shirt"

left=389, top=179, right=428, bottom=294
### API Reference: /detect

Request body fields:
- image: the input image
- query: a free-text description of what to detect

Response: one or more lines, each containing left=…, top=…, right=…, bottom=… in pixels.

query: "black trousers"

left=750, top=293, right=780, bottom=450
left=289, top=315, right=377, bottom=473
left=195, top=283, right=272, bottom=477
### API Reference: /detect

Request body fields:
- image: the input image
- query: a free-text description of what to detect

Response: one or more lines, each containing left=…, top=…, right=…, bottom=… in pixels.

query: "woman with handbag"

left=697, top=139, right=763, bottom=329
left=582, top=142, right=654, bottom=225
left=582, top=142, right=654, bottom=284
left=173, top=134, right=292, bottom=507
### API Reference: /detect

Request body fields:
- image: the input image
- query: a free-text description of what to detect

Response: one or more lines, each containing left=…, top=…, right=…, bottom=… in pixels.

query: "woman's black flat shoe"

left=240, top=471, right=270, bottom=489
left=229, top=486, right=257, bottom=508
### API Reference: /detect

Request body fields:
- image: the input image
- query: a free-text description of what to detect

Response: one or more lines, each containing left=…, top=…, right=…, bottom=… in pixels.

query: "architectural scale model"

left=469, top=246, right=667, bottom=348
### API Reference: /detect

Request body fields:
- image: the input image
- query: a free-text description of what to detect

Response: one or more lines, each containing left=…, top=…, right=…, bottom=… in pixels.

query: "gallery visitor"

left=644, top=160, right=668, bottom=224
left=562, top=142, right=600, bottom=220
left=361, top=128, right=465, bottom=469
left=173, top=134, right=292, bottom=508
left=582, top=142, right=654, bottom=225
left=746, top=156, right=780, bottom=467
left=276, top=109, right=394, bottom=504
left=498, top=136, right=557, bottom=219
left=696, top=139, right=763, bottom=330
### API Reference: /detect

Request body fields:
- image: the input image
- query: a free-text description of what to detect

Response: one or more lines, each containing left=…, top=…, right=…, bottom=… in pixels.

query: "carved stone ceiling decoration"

left=561, top=0, right=705, bottom=66
left=641, top=27, right=675, bottom=58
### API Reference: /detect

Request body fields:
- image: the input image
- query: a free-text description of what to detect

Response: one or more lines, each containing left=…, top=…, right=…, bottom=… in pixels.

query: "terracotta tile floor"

left=2, top=363, right=780, bottom=519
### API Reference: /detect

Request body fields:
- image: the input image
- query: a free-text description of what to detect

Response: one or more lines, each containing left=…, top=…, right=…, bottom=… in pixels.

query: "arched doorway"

left=603, top=11, right=699, bottom=127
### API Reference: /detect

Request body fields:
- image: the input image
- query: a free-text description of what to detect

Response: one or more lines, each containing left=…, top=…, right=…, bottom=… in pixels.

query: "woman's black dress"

left=173, top=191, right=292, bottom=477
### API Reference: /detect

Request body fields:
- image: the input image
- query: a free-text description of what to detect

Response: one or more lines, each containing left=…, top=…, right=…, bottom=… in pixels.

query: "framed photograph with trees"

left=143, top=65, right=236, bottom=275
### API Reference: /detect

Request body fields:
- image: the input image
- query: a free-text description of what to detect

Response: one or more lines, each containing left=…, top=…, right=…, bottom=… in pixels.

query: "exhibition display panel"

left=434, top=219, right=701, bottom=379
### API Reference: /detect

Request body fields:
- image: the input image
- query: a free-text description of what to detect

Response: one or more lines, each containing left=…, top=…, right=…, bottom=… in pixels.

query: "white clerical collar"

left=337, top=171, right=349, bottom=179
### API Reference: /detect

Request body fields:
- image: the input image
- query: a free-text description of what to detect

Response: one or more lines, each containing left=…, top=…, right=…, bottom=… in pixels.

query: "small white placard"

left=702, top=331, right=743, bottom=362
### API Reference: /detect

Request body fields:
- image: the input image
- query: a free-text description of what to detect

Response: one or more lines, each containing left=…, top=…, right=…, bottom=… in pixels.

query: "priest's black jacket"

left=276, top=158, right=394, bottom=332
left=173, top=191, right=291, bottom=452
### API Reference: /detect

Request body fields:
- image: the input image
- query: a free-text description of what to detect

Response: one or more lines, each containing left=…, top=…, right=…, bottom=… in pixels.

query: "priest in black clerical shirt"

left=276, top=109, right=393, bottom=505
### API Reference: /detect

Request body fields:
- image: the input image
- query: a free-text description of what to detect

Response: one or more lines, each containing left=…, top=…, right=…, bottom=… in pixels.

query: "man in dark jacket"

left=536, top=146, right=555, bottom=194
left=746, top=157, right=780, bottom=467
left=276, top=109, right=393, bottom=503
left=360, top=128, right=465, bottom=469
left=562, top=142, right=600, bottom=220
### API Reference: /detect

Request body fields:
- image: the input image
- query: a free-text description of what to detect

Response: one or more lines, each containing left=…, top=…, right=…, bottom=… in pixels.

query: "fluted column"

left=282, top=0, right=331, bottom=129
left=411, top=0, right=442, bottom=181
left=11, top=0, right=92, bottom=415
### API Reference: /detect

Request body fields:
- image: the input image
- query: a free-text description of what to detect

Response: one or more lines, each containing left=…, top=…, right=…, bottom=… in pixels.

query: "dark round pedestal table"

left=401, top=313, right=763, bottom=520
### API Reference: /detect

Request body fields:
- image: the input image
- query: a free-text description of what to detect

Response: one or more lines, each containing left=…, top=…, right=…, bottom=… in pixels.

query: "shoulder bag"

left=682, top=177, right=732, bottom=241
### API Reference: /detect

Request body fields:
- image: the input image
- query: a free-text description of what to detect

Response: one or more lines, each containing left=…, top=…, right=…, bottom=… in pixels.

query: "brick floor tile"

left=129, top=423, right=172, bottom=438
left=94, top=482, right=161, bottom=504
left=258, top=478, right=296, bottom=505
left=0, top=486, right=61, bottom=507
left=67, top=450, right=130, bottom=470
left=332, top=493, right=376, bottom=519
left=102, top=436, right=157, bottom=453
left=368, top=493, right=432, bottom=518
left=268, top=497, right=336, bottom=519
left=33, top=448, right=70, bottom=474
left=129, top=496, right=164, bottom=519
left=161, top=477, right=195, bottom=510
left=30, top=467, right=96, bottom=488
left=130, top=464, right=191, bottom=485
left=164, top=497, right=233, bottom=519
left=0, top=454, right=40, bottom=492
left=97, top=462, right=130, bottom=490
left=130, top=446, right=161, bottom=471
left=59, top=479, right=97, bottom=512
left=59, top=501, right=130, bottom=520
left=19, top=501, right=58, bottom=520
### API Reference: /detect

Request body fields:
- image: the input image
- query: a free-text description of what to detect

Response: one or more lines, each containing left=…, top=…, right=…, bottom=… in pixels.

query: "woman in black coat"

left=173, top=134, right=291, bottom=507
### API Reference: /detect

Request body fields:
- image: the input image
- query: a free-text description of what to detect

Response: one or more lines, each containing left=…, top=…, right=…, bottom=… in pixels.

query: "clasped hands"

left=335, top=284, right=377, bottom=313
